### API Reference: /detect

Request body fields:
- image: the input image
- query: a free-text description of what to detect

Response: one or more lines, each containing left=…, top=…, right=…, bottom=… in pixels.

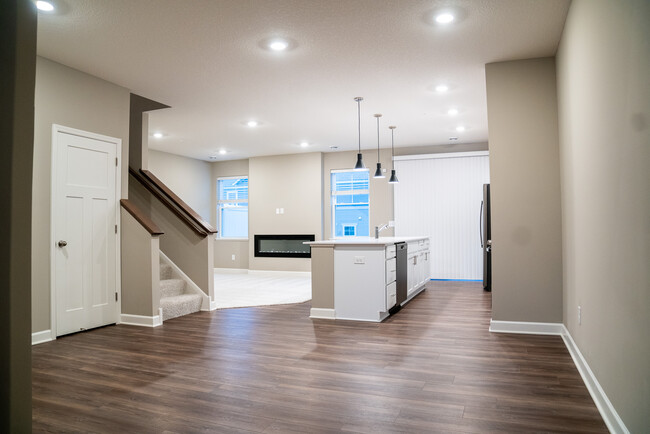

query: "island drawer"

left=385, top=244, right=396, bottom=259
left=386, top=258, right=396, bottom=284
left=386, top=281, right=397, bottom=309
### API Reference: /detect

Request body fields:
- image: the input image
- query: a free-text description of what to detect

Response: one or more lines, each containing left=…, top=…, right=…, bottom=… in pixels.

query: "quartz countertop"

left=305, top=236, right=428, bottom=247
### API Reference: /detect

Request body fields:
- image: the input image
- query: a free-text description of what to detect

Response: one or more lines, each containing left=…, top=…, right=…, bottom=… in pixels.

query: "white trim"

left=489, top=320, right=564, bottom=335
left=120, top=310, right=162, bottom=328
left=213, top=267, right=249, bottom=274
left=160, top=251, right=213, bottom=311
left=248, top=269, right=311, bottom=277
left=309, top=308, right=336, bottom=319
left=32, top=330, right=55, bottom=345
left=561, top=326, right=629, bottom=434
left=50, top=124, right=122, bottom=338
left=394, top=150, right=489, bottom=161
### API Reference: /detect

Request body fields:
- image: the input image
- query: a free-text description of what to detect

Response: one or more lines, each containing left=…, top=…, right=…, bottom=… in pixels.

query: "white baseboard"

left=248, top=269, right=311, bottom=277
left=120, top=310, right=162, bottom=328
left=489, top=320, right=629, bottom=433
left=310, top=308, right=335, bottom=319
left=489, top=320, right=565, bottom=335
left=213, top=267, right=249, bottom=274
left=161, top=251, right=211, bottom=311
left=561, top=326, right=629, bottom=434
left=32, top=329, right=55, bottom=345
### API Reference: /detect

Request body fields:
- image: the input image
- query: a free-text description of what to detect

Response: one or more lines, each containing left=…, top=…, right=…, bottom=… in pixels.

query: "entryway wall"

left=32, top=57, right=130, bottom=338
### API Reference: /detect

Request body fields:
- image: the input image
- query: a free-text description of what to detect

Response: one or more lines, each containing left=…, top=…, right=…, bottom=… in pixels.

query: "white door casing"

left=51, top=125, right=121, bottom=337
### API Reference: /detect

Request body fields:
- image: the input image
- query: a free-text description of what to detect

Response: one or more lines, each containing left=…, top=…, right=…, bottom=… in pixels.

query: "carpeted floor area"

left=213, top=270, right=311, bottom=309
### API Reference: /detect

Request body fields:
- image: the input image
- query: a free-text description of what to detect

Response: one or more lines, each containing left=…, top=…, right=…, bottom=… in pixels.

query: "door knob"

left=58, top=240, right=67, bottom=247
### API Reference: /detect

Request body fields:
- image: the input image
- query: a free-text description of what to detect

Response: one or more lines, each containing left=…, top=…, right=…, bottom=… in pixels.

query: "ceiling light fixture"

left=373, top=114, right=385, bottom=179
left=435, top=84, right=449, bottom=93
left=153, top=132, right=163, bottom=139
left=435, top=13, right=455, bottom=24
left=247, top=120, right=258, bottom=128
left=456, top=126, right=466, bottom=132
left=219, top=149, right=227, bottom=155
left=36, top=1, right=54, bottom=11
left=447, top=108, right=459, bottom=116
left=353, top=97, right=366, bottom=171
left=388, top=126, right=399, bottom=184
left=269, top=40, right=289, bottom=51
left=300, top=141, right=309, bottom=148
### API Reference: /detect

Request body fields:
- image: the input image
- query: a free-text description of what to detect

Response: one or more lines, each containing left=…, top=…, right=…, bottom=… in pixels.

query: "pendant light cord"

left=391, top=128, right=394, bottom=169
left=357, top=98, right=361, bottom=153
left=377, top=116, right=380, bottom=160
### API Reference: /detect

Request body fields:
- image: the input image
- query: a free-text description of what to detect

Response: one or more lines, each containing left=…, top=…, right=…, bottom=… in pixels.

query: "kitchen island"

left=306, top=237, right=430, bottom=322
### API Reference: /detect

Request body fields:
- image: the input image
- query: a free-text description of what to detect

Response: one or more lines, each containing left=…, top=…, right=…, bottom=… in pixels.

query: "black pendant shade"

left=388, top=125, right=399, bottom=184
left=353, top=97, right=366, bottom=171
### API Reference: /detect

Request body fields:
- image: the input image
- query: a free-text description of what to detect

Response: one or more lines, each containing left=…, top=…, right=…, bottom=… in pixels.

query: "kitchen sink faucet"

left=375, top=223, right=390, bottom=239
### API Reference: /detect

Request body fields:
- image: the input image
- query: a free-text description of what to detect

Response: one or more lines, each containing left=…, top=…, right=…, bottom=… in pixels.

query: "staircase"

left=159, top=261, right=202, bottom=321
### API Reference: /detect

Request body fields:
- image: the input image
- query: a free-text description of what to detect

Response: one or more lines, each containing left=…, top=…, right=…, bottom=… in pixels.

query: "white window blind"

left=394, top=152, right=490, bottom=280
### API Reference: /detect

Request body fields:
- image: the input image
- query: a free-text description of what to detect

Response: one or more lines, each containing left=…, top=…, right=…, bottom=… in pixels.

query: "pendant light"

left=373, top=114, right=385, bottom=178
left=353, top=97, right=366, bottom=171
left=388, top=125, right=399, bottom=184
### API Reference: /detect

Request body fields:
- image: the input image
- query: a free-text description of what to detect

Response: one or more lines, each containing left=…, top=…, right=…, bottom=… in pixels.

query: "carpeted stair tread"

left=160, top=293, right=202, bottom=321
left=160, top=278, right=185, bottom=298
left=160, top=263, right=173, bottom=280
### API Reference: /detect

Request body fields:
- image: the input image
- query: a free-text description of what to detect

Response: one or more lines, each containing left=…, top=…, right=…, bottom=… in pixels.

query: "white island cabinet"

left=306, top=237, right=429, bottom=322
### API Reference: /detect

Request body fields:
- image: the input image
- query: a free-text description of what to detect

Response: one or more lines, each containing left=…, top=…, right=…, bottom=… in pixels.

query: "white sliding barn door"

left=394, top=152, right=490, bottom=280
left=53, top=126, right=120, bottom=336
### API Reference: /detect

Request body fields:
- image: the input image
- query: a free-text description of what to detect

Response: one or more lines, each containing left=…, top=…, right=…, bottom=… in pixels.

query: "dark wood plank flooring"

left=32, top=281, right=607, bottom=433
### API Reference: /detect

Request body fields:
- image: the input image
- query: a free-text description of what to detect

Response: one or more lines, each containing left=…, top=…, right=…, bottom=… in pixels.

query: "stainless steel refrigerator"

left=481, top=184, right=492, bottom=291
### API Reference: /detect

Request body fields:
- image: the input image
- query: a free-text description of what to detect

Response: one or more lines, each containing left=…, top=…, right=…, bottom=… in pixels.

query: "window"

left=331, top=170, right=369, bottom=237
left=217, top=176, right=248, bottom=238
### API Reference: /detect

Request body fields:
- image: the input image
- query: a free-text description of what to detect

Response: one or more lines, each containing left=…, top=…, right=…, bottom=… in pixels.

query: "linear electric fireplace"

left=254, top=234, right=315, bottom=258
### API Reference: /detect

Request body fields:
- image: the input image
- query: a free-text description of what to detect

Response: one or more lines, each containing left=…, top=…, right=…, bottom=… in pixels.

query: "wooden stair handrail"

left=120, top=199, right=164, bottom=236
left=128, top=167, right=215, bottom=237
left=140, top=169, right=217, bottom=234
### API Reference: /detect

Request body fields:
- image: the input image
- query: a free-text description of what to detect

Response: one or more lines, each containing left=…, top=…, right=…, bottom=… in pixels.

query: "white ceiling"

left=36, top=0, right=570, bottom=161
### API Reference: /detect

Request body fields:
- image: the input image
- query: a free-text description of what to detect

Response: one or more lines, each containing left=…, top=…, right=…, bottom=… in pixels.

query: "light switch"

left=354, top=256, right=365, bottom=264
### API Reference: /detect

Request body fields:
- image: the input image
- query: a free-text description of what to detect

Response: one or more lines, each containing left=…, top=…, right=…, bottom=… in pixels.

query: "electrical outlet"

left=354, top=256, right=365, bottom=264
left=578, top=305, right=582, bottom=325
left=231, top=254, right=236, bottom=261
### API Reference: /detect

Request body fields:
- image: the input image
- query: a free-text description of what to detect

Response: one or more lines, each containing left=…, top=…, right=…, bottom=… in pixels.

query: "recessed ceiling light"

left=435, top=13, right=455, bottom=24
left=300, top=142, right=309, bottom=148
left=447, top=108, right=459, bottom=116
left=247, top=120, right=258, bottom=128
left=36, top=1, right=54, bottom=11
left=269, top=40, right=289, bottom=51
left=218, top=149, right=227, bottom=155
left=456, top=126, right=466, bottom=132
left=153, top=132, right=164, bottom=139
left=435, top=84, right=449, bottom=93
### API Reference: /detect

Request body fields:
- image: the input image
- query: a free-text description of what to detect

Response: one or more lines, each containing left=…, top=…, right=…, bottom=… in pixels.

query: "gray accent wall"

left=557, top=0, right=650, bottom=431
left=32, top=57, right=130, bottom=333
left=485, top=57, right=563, bottom=323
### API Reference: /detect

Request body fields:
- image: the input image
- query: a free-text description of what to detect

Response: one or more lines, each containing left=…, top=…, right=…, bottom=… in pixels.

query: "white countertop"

left=306, top=236, right=428, bottom=247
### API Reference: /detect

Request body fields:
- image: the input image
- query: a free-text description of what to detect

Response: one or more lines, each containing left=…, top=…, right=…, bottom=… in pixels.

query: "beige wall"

left=1, top=2, right=36, bottom=428
left=396, top=141, right=488, bottom=156
left=213, top=159, right=250, bottom=269
left=485, top=57, right=563, bottom=323
left=120, top=209, right=160, bottom=317
left=148, top=149, right=212, bottom=221
left=323, top=150, right=395, bottom=240
left=249, top=152, right=323, bottom=272
left=32, top=57, right=130, bottom=333
left=557, top=0, right=650, bottom=431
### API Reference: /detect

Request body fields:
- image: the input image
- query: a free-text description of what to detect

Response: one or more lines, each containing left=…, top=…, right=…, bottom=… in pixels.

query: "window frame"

left=331, top=169, right=370, bottom=238
left=216, top=175, right=249, bottom=240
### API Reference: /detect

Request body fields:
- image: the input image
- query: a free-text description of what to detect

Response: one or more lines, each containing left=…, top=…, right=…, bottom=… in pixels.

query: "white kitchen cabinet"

left=306, top=237, right=430, bottom=322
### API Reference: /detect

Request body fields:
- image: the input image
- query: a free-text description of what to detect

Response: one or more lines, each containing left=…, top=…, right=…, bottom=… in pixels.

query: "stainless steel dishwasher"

left=391, top=242, right=408, bottom=313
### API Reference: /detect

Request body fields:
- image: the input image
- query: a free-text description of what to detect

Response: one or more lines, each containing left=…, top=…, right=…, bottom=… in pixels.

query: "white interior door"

left=53, top=127, right=119, bottom=336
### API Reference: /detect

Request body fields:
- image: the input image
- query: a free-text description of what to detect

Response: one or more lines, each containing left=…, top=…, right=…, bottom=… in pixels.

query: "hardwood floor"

left=32, top=281, right=607, bottom=433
